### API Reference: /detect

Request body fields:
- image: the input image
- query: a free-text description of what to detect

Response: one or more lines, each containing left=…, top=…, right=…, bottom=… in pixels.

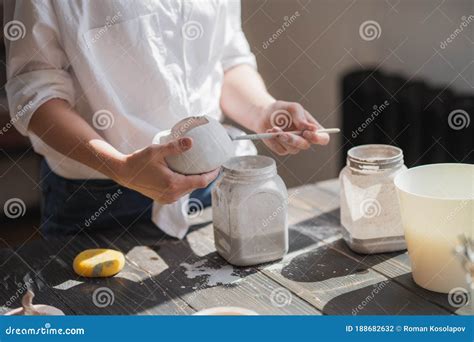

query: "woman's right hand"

left=115, top=137, right=219, bottom=204
left=28, top=99, right=217, bottom=205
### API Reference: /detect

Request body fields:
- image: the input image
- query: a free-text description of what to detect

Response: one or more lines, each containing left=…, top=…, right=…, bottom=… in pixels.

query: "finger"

left=312, top=120, right=330, bottom=145
left=303, top=130, right=330, bottom=145
left=159, top=137, right=193, bottom=156
left=304, top=110, right=320, bottom=128
left=300, top=114, right=330, bottom=145
left=315, top=130, right=330, bottom=145
left=176, top=168, right=220, bottom=191
left=302, top=112, right=320, bottom=140
left=285, top=102, right=312, bottom=130
left=278, top=132, right=310, bottom=150
left=278, top=140, right=299, bottom=154
left=263, top=128, right=288, bottom=155
left=269, top=128, right=297, bottom=154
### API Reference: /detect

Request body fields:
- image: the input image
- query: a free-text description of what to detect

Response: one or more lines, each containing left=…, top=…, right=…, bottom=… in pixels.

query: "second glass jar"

left=339, top=144, right=407, bottom=254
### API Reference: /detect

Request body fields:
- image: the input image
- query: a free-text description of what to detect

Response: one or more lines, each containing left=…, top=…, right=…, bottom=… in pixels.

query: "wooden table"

left=0, top=179, right=471, bottom=315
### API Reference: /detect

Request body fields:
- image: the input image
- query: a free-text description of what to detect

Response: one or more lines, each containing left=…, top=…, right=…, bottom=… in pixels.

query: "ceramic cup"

left=193, top=307, right=258, bottom=315
left=394, top=163, right=473, bottom=293
left=4, top=290, right=65, bottom=315
left=5, top=305, right=65, bottom=315
left=153, top=115, right=234, bottom=175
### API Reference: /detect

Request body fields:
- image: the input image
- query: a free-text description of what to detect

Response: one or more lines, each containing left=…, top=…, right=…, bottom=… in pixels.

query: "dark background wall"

left=240, top=0, right=473, bottom=186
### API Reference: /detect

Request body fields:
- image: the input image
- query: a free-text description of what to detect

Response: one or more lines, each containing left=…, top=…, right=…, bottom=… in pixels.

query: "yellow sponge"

left=73, top=249, right=125, bottom=278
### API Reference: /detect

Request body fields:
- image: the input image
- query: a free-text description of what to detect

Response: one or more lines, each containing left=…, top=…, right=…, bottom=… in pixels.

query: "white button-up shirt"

left=4, top=0, right=256, bottom=238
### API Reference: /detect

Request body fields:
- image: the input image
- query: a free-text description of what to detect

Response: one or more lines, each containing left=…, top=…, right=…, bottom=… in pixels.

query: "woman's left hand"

left=256, top=100, right=330, bottom=155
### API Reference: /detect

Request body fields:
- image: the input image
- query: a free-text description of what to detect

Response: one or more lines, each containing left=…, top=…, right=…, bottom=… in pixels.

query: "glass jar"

left=212, top=155, right=288, bottom=266
left=339, top=144, right=407, bottom=254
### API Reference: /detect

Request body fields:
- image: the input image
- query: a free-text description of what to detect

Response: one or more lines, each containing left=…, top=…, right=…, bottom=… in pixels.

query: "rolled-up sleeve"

left=221, top=0, right=257, bottom=72
left=4, top=0, right=75, bottom=135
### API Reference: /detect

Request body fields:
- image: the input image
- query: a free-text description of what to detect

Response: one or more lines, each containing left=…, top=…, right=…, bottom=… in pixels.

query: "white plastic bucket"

left=394, top=163, right=473, bottom=293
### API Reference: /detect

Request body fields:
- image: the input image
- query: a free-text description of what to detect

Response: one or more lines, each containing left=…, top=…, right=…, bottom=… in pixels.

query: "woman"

left=4, top=0, right=329, bottom=238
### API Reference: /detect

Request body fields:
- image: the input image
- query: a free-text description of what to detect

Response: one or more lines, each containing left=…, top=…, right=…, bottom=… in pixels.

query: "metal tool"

left=231, top=128, right=340, bottom=141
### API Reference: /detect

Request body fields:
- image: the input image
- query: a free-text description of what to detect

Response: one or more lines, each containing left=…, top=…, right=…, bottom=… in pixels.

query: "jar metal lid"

left=347, top=144, right=404, bottom=171
left=222, top=155, right=276, bottom=178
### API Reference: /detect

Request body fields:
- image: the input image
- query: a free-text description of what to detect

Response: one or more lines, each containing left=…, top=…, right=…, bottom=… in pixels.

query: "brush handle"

left=232, top=128, right=340, bottom=141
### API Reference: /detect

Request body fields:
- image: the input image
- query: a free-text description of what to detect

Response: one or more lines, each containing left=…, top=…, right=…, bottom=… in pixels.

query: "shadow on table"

left=278, top=211, right=461, bottom=315
left=321, top=272, right=461, bottom=315
left=0, top=220, right=257, bottom=315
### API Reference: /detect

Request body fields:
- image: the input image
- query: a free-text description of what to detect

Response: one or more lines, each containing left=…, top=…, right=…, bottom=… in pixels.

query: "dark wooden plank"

left=0, top=241, right=74, bottom=315
left=329, top=239, right=473, bottom=315
left=261, top=235, right=451, bottom=315
left=11, top=232, right=194, bottom=315
left=100, top=224, right=322, bottom=315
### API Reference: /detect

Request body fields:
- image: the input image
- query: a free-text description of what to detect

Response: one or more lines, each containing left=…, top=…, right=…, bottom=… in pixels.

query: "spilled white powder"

left=53, top=280, right=83, bottom=290
left=180, top=260, right=242, bottom=286
left=51, top=255, right=68, bottom=269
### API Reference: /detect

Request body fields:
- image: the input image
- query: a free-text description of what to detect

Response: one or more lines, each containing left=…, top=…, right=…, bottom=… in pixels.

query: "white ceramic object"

left=193, top=306, right=258, bottom=315
left=394, top=163, right=473, bottom=293
left=154, top=116, right=234, bottom=175
left=4, top=290, right=65, bottom=316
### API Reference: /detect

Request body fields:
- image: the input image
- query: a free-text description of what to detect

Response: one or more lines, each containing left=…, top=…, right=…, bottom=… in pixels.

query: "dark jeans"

left=39, top=160, right=213, bottom=238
